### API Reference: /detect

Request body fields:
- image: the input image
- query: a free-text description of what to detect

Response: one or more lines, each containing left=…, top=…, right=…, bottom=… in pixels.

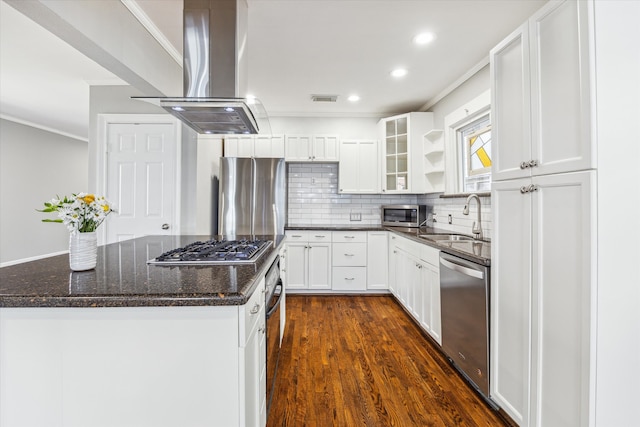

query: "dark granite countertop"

left=285, top=224, right=490, bottom=266
left=0, top=235, right=285, bottom=308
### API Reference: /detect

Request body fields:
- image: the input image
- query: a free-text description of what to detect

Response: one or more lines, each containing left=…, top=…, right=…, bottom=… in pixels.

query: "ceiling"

left=0, top=0, right=547, bottom=140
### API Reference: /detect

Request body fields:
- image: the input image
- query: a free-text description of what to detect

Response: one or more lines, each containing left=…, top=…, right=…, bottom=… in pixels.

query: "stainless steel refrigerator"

left=218, top=157, right=286, bottom=237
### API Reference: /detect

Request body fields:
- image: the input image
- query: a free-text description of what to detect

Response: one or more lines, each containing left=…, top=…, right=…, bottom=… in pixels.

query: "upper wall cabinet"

left=378, top=112, right=433, bottom=193
left=338, top=139, right=379, bottom=194
left=285, top=134, right=339, bottom=162
left=491, top=0, right=594, bottom=182
left=224, top=134, right=285, bottom=158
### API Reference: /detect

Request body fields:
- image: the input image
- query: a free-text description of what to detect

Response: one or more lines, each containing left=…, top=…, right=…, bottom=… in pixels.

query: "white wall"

left=268, top=116, right=380, bottom=139
left=0, top=119, right=88, bottom=265
left=594, top=1, right=640, bottom=424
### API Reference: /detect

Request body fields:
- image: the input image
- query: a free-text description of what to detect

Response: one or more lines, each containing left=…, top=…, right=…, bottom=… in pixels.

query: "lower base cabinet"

left=284, top=231, right=331, bottom=290
left=389, top=233, right=442, bottom=344
left=491, top=170, right=594, bottom=427
left=0, top=279, right=268, bottom=427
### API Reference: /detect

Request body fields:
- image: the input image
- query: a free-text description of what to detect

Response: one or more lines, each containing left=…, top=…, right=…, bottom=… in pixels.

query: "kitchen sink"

left=419, top=234, right=475, bottom=242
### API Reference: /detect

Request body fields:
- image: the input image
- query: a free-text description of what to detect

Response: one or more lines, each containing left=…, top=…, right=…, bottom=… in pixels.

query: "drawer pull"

left=344, top=236, right=355, bottom=239
left=344, top=253, right=355, bottom=257
left=291, top=234, right=303, bottom=238
left=250, top=303, right=260, bottom=314
left=345, top=277, right=355, bottom=281
left=258, top=326, right=266, bottom=334
left=315, top=235, right=326, bottom=238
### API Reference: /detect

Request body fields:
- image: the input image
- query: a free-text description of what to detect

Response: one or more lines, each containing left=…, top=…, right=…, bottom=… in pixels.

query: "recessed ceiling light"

left=347, top=95, right=360, bottom=102
left=414, top=32, right=435, bottom=45
left=391, top=68, right=408, bottom=78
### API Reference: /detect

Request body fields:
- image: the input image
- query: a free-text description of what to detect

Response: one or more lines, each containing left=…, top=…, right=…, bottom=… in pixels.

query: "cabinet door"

left=285, top=135, right=312, bottom=161
left=367, top=232, right=388, bottom=290
left=388, top=235, right=398, bottom=294
left=358, top=140, right=379, bottom=193
left=419, top=261, right=441, bottom=345
left=285, top=243, right=307, bottom=289
left=243, top=313, right=266, bottom=427
left=338, top=140, right=359, bottom=193
left=530, top=0, right=593, bottom=177
left=253, top=135, right=273, bottom=158
left=530, top=171, right=594, bottom=427
left=491, top=178, right=532, bottom=426
left=308, top=243, right=331, bottom=289
left=313, top=135, right=339, bottom=161
left=491, top=22, right=532, bottom=182
left=225, top=135, right=254, bottom=158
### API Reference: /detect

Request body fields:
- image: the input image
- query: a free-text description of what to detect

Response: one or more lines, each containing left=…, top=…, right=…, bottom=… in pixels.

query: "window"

left=459, top=116, right=491, bottom=192
left=443, top=90, right=491, bottom=194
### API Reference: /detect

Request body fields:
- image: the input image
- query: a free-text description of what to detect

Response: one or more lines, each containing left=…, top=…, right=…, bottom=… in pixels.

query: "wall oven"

left=264, top=256, right=283, bottom=415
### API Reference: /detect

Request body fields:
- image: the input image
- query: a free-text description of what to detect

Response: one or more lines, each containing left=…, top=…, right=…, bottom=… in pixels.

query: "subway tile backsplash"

left=286, top=163, right=492, bottom=239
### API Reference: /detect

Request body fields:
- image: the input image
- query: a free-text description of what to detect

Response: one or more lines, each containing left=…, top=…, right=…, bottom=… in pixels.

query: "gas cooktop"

left=148, top=239, right=272, bottom=265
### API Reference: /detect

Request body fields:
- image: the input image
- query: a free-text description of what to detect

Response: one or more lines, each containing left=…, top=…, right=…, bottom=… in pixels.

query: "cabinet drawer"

left=332, top=231, right=367, bottom=243
left=332, top=243, right=367, bottom=266
left=285, top=231, right=309, bottom=242
left=240, top=279, right=265, bottom=345
left=308, top=232, right=331, bottom=243
left=332, top=267, right=367, bottom=291
left=420, top=244, right=440, bottom=266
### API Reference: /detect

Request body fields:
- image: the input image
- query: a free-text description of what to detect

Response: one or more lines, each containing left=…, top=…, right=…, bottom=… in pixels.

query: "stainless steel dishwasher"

left=439, top=252, right=494, bottom=404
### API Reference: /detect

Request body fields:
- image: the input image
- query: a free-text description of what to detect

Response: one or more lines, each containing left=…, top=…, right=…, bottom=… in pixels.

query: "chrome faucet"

left=463, top=194, right=483, bottom=240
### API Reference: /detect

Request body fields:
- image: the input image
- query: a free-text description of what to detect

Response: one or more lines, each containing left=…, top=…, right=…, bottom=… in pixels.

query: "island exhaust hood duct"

left=134, top=0, right=269, bottom=135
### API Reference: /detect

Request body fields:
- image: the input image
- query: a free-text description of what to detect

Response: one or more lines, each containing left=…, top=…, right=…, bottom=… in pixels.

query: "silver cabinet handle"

left=250, top=303, right=260, bottom=314
left=520, top=161, right=529, bottom=169
left=345, top=277, right=355, bottom=280
left=291, top=234, right=303, bottom=238
left=315, top=235, right=326, bottom=238
left=258, top=326, right=266, bottom=334
left=520, top=186, right=528, bottom=194
left=161, top=223, right=170, bottom=230
left=344, top=253, right=355, bottom=257
left=529, top=159, right=538, bottom=167
left=344, top=236, right=355, bottom=239
left=520, top=184, right=539, bottom=194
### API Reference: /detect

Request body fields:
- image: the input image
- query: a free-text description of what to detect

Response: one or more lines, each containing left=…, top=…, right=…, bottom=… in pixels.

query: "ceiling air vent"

left=311, top=94, right=338, bottom=103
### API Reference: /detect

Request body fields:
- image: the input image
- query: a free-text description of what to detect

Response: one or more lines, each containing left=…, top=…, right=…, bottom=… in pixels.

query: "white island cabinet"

left=0, top=279, right=267, bottom=427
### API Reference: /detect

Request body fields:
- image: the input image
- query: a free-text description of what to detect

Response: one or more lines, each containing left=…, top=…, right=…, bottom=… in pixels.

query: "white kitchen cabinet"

left=224, top=134, right=285, bottom=158
left=378, top=112, right=433, bottom=193
left=284, top=231, right=331, bottom=290
left=285, top=134, right=339, bottom=162
left=492, top=170, right=595, bottom=427
left=241, top=279, right=267, bottom=427
left=0, top=280, right=268, bottom=427
left=367, top=231, right=388, bottom=290
left=419, top=245, right=441, bottom=345
left=338, top=139, right=379, bottom=193
left=491, top=0, right=593, bottom=182
left=387, top=234, right=398, bottom=295
left=331, top=231, right=367, bottom=291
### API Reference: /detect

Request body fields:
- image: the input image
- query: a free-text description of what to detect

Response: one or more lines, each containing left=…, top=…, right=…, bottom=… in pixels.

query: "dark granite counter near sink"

left=0, top=235, right=285, bottom=308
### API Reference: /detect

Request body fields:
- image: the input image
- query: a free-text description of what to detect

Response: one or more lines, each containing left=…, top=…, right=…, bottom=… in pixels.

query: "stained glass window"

left=458, top=115, right=491, bottom=192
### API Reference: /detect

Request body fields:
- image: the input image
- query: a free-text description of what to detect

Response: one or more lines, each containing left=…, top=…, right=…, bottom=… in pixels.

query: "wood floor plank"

left=268, top=295, right=508, bottom=427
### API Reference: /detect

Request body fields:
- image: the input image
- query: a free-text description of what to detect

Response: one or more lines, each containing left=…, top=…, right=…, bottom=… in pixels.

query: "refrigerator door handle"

left=272, top=203, right=277, bottom=237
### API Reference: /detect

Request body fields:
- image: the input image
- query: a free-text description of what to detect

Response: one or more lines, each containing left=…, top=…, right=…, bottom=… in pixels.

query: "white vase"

left=69, top=231, right=97, bottom=271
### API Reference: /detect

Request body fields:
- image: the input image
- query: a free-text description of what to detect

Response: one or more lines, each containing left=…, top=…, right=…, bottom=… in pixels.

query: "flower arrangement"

left=39, top=193, right=115, bottom=233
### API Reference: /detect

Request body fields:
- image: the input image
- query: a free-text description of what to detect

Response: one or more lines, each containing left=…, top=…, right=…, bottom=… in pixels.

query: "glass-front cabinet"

left=379, top=112, right=433, bottom=193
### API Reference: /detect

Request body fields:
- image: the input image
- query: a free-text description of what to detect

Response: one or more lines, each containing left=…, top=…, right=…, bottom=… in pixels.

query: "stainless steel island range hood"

left=135, top=0, right=269, bottom=135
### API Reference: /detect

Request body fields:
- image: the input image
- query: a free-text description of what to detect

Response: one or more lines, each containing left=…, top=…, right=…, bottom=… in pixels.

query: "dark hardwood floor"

left=268, top=295, right=508, bottom=427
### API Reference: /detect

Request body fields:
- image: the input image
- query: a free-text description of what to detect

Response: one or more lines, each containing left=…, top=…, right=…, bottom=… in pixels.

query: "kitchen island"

left=0, top=235, right=285, bottom=427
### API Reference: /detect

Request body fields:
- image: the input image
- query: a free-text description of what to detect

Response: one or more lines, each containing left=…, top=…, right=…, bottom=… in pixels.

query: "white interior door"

left=105, top=122, right=177, bottom=243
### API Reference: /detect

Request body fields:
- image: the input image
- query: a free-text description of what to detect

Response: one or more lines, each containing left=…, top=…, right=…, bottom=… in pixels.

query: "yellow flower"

left=81, top=194, right=96, bottom=204
left=102, top=205, right=110, bottom=212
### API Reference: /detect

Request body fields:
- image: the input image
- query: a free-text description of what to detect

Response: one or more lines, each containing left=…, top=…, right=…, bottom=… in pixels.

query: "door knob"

left=161, top=223, right=170, bottom=230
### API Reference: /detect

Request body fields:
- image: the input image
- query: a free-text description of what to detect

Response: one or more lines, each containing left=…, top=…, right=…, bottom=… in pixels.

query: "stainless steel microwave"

left=381, top=205, right=428, bottom=228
